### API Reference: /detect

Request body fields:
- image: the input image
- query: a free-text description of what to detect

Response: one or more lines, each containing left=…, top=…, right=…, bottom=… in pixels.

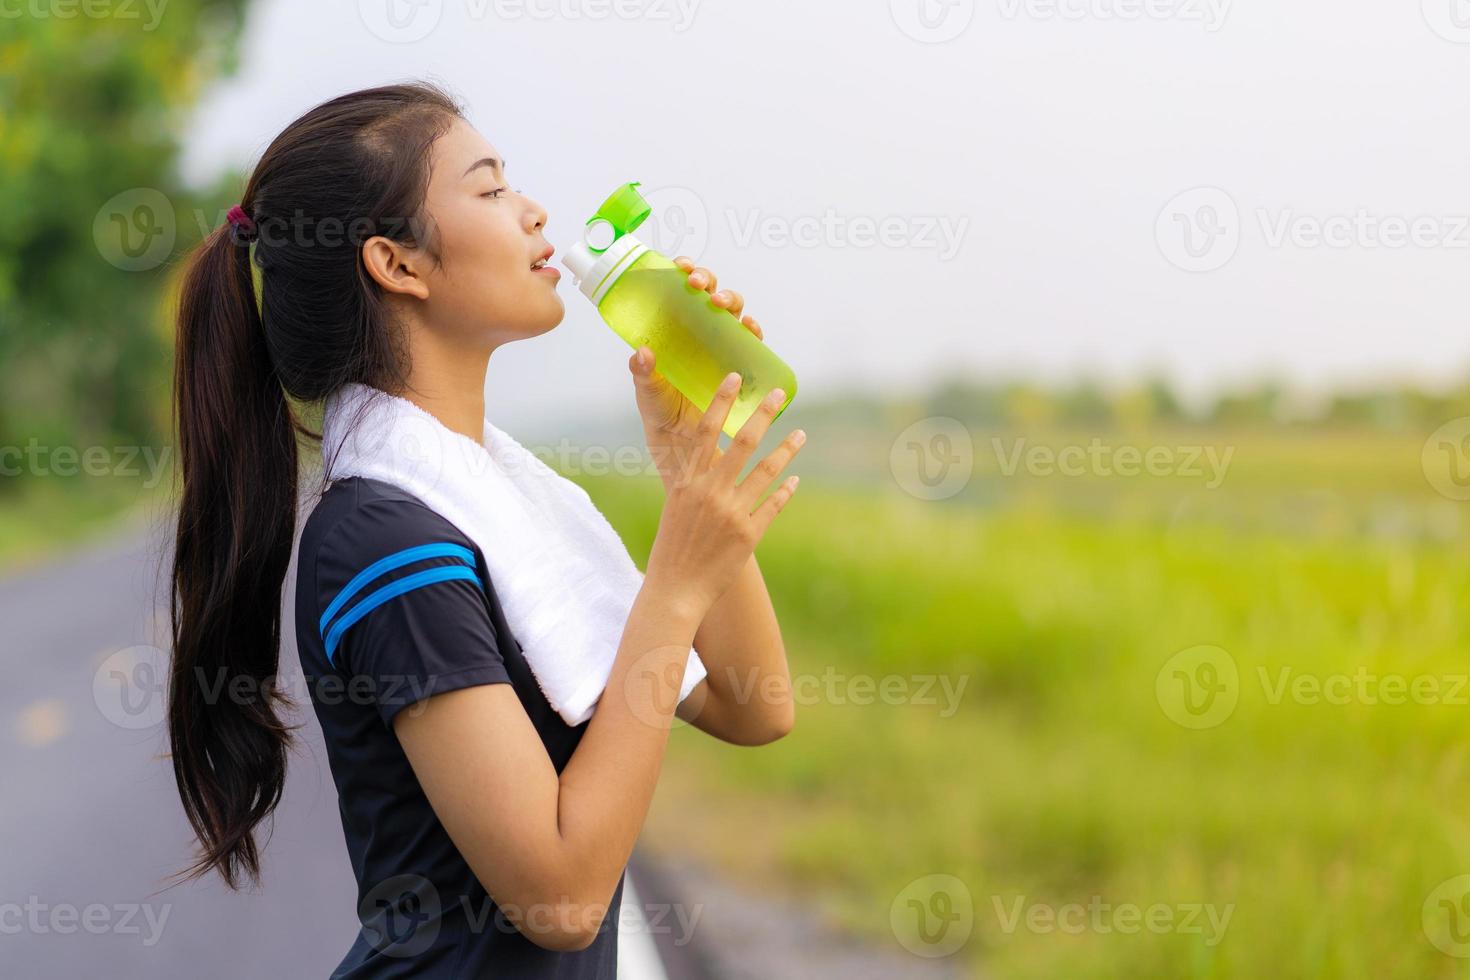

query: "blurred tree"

left=0, top=0, right=250, bottom=488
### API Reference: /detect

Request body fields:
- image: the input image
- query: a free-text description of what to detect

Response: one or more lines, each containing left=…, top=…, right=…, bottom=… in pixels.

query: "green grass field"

left=581, top=422, right=1470, bottom=979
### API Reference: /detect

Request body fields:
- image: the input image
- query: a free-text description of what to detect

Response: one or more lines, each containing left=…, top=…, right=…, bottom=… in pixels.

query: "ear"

left=361, top=235, right=431, bottom=300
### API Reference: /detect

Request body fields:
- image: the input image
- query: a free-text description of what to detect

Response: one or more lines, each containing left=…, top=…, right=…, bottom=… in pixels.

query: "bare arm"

left=394, top=579, right=702, bottom=951
left=676, top=553, right=795, bottom=745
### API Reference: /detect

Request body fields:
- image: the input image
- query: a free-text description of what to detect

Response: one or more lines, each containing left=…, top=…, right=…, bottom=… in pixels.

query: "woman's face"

left=411, top=117, right=564, bottom=346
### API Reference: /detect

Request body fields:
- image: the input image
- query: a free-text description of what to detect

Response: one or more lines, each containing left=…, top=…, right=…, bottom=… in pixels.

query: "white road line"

left=618, top=872, right=672, bottom=980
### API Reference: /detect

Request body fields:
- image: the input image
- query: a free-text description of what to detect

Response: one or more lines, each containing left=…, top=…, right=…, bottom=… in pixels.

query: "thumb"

left=629, top=346, right=660, bottom=388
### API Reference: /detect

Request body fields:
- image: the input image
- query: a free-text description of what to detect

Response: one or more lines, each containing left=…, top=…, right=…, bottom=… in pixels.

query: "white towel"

left=319, top=382, right=707, bottom=726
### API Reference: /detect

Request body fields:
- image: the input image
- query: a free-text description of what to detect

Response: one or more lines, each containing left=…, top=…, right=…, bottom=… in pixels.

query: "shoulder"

left=302, top=477, right=478, bottom=569
left=298, top=478, right=499, bottom=673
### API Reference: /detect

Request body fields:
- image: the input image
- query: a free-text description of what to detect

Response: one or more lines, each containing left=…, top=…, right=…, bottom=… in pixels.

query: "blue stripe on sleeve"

left=319, top=543, right=475, bottom=635
left=324, top=565, right=485, bottom=665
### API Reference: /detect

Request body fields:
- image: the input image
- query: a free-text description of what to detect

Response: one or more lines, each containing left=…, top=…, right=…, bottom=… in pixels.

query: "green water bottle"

left=563, top=182, right=798, bottom=438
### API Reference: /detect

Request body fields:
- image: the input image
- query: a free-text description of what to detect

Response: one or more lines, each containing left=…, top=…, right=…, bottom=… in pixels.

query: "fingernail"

left=792, top=428, right=806, bottom=445
left=768, top=388, right=786, bottom=405
left=722, top=372, right=741, bottom=392
left=789, top=476, right=800, bottom=489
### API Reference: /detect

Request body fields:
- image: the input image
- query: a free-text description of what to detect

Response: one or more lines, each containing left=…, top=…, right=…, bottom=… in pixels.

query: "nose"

left=523, top=192, right=548, bottom=233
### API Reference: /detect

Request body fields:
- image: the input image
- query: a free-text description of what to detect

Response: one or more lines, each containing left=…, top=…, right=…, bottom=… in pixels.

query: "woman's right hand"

left=644, top=371, right=806, bottom=616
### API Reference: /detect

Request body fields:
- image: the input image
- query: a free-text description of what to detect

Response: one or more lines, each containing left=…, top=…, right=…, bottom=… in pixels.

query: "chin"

left=521, top=295, right=566, bottom=338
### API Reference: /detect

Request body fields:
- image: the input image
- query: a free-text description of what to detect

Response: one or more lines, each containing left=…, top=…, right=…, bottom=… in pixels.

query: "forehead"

left=432, top=118, right=504, bottom=182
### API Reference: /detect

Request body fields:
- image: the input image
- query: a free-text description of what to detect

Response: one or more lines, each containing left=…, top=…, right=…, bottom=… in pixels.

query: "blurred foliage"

left=584, top=424, right=1470, bottom=978
left=813, top=373, right=1470, bottom=434
left=0, top=0, right=249, bottom=483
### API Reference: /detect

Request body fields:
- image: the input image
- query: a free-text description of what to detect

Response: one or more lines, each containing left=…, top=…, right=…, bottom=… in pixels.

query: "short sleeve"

left=312, top=493, right=511, bottom=727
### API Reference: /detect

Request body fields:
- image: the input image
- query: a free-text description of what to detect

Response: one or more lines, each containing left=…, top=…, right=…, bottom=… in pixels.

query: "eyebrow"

left=462, top=157, right=505, bottom=178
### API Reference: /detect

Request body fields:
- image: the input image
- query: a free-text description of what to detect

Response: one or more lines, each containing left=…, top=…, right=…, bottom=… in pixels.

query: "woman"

left=166, top=81, right=804, bottom=977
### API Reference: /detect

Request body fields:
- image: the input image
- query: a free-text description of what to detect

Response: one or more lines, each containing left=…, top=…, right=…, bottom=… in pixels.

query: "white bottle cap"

left=562, top=231, right=648, bottom=305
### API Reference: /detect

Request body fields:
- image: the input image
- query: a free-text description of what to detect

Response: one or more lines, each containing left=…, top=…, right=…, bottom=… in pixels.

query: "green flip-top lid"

left=586, top=181, right=651, bottom=252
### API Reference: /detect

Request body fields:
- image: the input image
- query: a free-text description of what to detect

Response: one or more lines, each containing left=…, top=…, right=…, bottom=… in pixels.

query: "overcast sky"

left=181, top=0, right=1470, bottom=429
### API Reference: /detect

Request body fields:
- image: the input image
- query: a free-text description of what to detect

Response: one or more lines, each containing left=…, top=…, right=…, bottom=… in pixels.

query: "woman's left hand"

left=629, top=255, right=766, bottom=488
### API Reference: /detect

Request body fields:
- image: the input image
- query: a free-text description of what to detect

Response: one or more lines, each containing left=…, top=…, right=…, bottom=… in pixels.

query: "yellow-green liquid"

left=597, top=251, right=798, bottom=437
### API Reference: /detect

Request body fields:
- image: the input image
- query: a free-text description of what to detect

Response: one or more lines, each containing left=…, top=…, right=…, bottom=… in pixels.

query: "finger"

left=750, top=474, right=800, bottom=539
left=736, top=426, right=806, bottom=510
left=711, top=289, right=745, bottom=319
left=741, top=315, right=764, bottom=341
left=717, top=385, right=788, bottom=478
left=688, top=266, right=718, bottom=294
left=628, top=345, right=654, bottom=377
left=673, top=255, right=695, bottom=272
left=688, top=371, right=743, bottom=476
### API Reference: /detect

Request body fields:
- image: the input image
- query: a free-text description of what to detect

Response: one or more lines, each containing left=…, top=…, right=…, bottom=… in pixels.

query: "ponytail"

left=167, top=218, right=299, bottom=888
left=162, top=81, right=464, bottom=888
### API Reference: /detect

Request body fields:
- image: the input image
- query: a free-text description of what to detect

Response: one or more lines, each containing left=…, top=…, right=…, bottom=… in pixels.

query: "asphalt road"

left=0, top=525, right=682, bottom=979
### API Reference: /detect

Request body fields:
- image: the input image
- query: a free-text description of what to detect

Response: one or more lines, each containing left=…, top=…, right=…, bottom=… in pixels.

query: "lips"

left=531, top=245, right=554, bottom=270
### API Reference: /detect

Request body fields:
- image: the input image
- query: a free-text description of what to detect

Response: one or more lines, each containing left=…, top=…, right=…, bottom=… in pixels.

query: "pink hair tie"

left=226, top=204, right=257, bottom=243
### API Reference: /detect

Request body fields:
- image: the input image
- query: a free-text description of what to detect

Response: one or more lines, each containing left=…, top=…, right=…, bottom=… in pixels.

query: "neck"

left=396, top=337, right=492, bottom=444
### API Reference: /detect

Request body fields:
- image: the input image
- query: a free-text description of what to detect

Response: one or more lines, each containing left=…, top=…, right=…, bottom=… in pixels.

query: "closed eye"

left=482, top=186, right=508, bottom=199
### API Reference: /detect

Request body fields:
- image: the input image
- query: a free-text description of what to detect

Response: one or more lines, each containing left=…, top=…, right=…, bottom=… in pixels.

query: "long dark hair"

left=168, top=81, right=462, bottom=888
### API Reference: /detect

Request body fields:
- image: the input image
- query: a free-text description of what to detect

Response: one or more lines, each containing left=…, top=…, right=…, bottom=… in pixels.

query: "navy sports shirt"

left=294, top=476, right=623, bottom=978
